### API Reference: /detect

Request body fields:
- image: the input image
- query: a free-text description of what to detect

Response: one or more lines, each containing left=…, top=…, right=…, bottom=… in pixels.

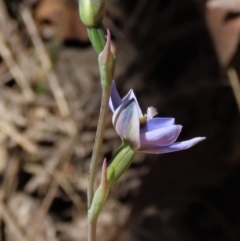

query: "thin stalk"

left=88, top=220, right=97, bottom=241
left=88, top=86, right=111, bottom=208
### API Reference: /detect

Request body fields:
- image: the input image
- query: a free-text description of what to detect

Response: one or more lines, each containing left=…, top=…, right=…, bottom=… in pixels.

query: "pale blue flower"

left=109, top=82, right=205, bottom=154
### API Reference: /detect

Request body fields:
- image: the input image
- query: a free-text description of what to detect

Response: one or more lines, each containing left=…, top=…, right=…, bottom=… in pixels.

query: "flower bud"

left=107, top=141, right=136, bottom=186
left=98, top=29, right=114, bottom=88
left=79, top=0, right=105, bottom=27
left=88, top=159, right=109, bottom=221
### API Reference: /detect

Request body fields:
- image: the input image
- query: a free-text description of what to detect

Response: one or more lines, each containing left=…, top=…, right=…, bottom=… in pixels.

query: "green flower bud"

left=88, top=159, right=109, bottom=221
left=107, top=141, right=136, bottom=186
left=98, top=29, right=114, bottom=88
left=79, top=0, right=105, bottom=27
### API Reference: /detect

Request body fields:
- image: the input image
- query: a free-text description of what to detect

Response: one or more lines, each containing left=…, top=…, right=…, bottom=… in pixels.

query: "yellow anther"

left=140, top=115, right=147, bottom=125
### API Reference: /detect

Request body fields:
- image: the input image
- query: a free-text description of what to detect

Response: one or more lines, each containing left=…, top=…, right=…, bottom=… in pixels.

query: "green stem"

left=87, top=20, right=113, bottom=241
left=88, top=86, right=111, bottom=208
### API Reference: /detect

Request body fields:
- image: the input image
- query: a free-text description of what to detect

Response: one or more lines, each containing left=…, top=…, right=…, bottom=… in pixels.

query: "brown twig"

left=24, top=136, right=77, bottom=241
left=0, top=155, right=25, bottom=241
left=0, top=119, right=38, bottom=155
left=24, top=163, right=84, bottom=209
left=0, top=201, right=26, bottom=241
left=20, top=7, right=77, bottom=135
left=0, top=154, right=25, bottom=241
left=0, top=31, right=35, bottom=101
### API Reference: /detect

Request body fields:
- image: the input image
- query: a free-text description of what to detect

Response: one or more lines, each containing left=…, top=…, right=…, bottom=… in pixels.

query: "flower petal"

left=122, top=89, right=142, bottom=117
left=109, top=81, right=122, bottom=112
left=113, top=99, right=140, bottom=149
left=140, top=125, right=182, bottom=147
left=140, top=118, right=175, bottom=133
left=139, top=137, right=206, bottom=154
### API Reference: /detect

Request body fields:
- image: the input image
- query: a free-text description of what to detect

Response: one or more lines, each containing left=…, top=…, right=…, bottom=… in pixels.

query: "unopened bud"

left=88, top=159, right=109, bottom=221
left=79, top=0, right=105, bottom=27
left=98, top=29, right=114, bottom=88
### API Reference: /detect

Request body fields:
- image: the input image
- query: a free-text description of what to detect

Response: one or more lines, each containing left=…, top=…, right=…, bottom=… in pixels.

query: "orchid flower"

left=109, top=82, right=205, bottom=154
left=107, top=82, right=205, bottom=186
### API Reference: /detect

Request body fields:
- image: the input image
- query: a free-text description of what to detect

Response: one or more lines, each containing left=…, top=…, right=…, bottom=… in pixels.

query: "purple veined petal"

left=139, top=137, right=206, bottom=154
left=109, top=81, right=122, bottom=112
left=113, top=99, right=140, bottom=149
left=122, top=89, right=142, bottom=117
left=140, top=118, right=175, bottom=133
left=140, top=125, right=182, bottom=147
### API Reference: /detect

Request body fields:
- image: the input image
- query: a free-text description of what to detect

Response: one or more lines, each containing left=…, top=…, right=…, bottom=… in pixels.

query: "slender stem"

left=88, top=220, right=97, bottom=241
left=86, top=17, right=113, bottom=241
left=88, top=86, right=111, bottom=208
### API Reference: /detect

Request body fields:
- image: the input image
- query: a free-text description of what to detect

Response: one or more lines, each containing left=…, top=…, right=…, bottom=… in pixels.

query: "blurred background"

left=0, top=0, right=240, bottom=240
